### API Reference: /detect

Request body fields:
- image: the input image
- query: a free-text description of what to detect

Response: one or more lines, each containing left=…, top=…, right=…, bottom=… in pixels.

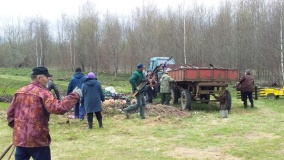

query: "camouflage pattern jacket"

left=6, top=81, right=79, bottom=147
left=159, top=73, right=173, bottom=93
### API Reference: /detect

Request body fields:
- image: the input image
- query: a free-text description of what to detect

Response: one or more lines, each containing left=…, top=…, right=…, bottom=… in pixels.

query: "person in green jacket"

left=159, top=68, right=174, bottom=105
left=123, top=64, right=146, bottom=119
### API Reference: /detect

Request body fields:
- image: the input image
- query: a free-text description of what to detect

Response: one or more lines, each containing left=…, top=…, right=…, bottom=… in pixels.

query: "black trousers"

left=146, top=86, right=155, bottom=103
left=87, top=112, right=102, bottom=122
left=242, top=91, right=253, bottom=107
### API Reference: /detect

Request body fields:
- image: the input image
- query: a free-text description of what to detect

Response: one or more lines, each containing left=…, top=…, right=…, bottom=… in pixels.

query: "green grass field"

left=0, top=68, right=284, bottom=160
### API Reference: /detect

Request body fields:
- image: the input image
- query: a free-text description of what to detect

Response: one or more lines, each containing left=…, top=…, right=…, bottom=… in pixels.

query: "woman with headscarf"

left=81, top=72, right=105, bottom=129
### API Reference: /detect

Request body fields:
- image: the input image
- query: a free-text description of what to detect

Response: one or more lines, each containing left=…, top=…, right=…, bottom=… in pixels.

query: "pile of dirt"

left=145, top=104, right=190, bottom=118
left=102, top=100, right=190, bottom=118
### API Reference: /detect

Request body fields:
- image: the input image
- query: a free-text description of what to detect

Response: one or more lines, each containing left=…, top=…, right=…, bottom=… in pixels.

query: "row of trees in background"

left=0, top=0, right=283, bottom=83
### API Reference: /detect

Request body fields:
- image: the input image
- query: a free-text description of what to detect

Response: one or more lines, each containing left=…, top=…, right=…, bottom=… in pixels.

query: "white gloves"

left=72, top=87, right=82, bottom=97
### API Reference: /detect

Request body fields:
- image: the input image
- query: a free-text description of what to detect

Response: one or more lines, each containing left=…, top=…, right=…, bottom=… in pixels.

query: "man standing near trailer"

left=239, top=69, right=254, bottom=108
left=159, top=68, right=174, bottom=105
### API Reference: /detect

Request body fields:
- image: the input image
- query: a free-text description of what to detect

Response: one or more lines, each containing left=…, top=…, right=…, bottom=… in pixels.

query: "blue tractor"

left=147, top=57, right=175, bottom=80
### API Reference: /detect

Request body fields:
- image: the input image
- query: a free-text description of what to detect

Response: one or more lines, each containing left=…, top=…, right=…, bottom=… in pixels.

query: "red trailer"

left=168, top=67, right=239, bottom=111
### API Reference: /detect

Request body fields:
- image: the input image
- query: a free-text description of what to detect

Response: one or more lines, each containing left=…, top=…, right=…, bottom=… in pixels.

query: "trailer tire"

left=224, top=90, right=232, bottom=111
left=170, top=88, right=179, bottom=105
left=181, top=89, right=191, bottom=110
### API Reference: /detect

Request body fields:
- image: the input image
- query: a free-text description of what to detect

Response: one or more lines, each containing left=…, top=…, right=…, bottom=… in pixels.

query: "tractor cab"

left=147, top=57, right=175, bottom=80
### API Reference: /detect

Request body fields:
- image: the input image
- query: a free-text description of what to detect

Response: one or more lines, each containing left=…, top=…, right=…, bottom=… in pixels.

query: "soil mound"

left=102, top=99, right=190, bottom=118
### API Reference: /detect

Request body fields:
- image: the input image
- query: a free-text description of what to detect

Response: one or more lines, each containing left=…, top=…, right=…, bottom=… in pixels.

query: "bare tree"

left=76, top=1, right=99, bottom=72
left=101, top=12, right=123, bottom=78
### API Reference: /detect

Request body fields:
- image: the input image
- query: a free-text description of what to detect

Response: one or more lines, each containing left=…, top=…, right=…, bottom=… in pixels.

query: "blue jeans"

left=79, top=104, right=85, bottom=120
left=15, top=146, right=51, bottom=160
left=124, top=92, right=146, bottom=118
left=137, top=92, right=146, bottom=107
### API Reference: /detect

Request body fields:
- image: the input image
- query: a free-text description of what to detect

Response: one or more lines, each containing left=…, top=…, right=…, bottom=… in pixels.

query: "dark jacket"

left=47, top=80, right=60, bottom=100
left=129, top=69, right=145, bottom=93
left=81, top=78, right=105, bottom=113
left=239, top=74, right=254, bottom=92
left=67, top=72, right=85, bottom=95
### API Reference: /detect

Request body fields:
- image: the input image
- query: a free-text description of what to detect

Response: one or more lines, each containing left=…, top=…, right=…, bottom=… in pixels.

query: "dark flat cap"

left=137, top=64, right=144, bottom=69
left=31, top=67, right=52, bottom=77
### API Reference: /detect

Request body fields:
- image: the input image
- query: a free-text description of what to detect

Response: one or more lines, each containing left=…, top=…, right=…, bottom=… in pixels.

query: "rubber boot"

left=123, top=108, right=129, bottom=118
left=98, top=119, right=103, bottom=128
left=88, top=121, right=93, bottom=129
left=123, top=105, right=137, bottom=118
left=140, top=105, right=145, bottom=119
left=251, top=101, right=254, bottom=108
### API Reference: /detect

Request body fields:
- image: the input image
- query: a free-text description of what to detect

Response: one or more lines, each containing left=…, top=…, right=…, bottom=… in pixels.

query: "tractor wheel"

left=220, top=90, right=232, bottom=111
left=181, top=89, right=191, bottom=110
left=170, top=88, right=179, bottom=105
left=267, top=93, right=275, bottom=99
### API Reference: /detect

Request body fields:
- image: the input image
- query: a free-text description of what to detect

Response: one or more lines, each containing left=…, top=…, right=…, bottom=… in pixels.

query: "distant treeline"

left=0, top=0, right=282, bottom=83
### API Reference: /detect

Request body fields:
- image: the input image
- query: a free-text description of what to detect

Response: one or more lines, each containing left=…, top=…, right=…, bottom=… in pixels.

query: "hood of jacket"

left=84, top=78, right=98, bottom=87
left=73, top=72, right=85, bottom=79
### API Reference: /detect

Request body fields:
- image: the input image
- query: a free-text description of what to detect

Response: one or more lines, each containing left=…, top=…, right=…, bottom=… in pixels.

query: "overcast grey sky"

left=0, top=0, right=222, bottom=22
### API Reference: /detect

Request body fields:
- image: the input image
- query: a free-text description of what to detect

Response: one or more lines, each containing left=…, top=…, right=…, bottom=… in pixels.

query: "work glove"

left=72, top=87, right=82, bottom=97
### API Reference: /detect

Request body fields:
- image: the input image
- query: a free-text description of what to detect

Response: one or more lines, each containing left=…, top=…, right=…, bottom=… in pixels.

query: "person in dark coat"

left=145, top=71, right=157, bottom=103
left=239, top=69, right=254, bottom=108
left=81, top=72, right=105, bottom=129
left=47, top=76, right=60, bottom=100
left=67, top=67, right=86, bottom=119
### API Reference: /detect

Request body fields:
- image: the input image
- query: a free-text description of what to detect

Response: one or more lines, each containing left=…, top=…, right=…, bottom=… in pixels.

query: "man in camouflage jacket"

left=6, top=67, right=82, bottom=160
left=159, top=68, right=174, bottom=105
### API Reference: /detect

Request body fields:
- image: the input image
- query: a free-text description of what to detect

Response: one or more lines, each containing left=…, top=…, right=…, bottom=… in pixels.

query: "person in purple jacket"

left=81, top=72, right=105, bottom=129
left=6, top=66, right=82, bottom=160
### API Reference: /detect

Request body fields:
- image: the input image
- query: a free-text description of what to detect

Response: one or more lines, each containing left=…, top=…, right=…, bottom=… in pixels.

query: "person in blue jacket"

left=67, top=67, right=86, bottom=119
left=81, top=72, right=105, bottom=129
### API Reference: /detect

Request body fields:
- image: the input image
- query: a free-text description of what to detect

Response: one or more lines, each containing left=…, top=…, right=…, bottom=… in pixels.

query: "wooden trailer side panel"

left=169, top=68, right=239, bottom=82
left=227, top=69, right=239, bottom=81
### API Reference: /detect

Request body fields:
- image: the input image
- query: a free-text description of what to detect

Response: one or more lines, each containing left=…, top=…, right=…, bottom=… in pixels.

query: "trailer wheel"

left=267, top=93, right=275, bottom=99
left=220, top=90, right=232, bottom=111
left=170, top=88, right=179, bottom=105
left=181, top=89, right=191, bottom=110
